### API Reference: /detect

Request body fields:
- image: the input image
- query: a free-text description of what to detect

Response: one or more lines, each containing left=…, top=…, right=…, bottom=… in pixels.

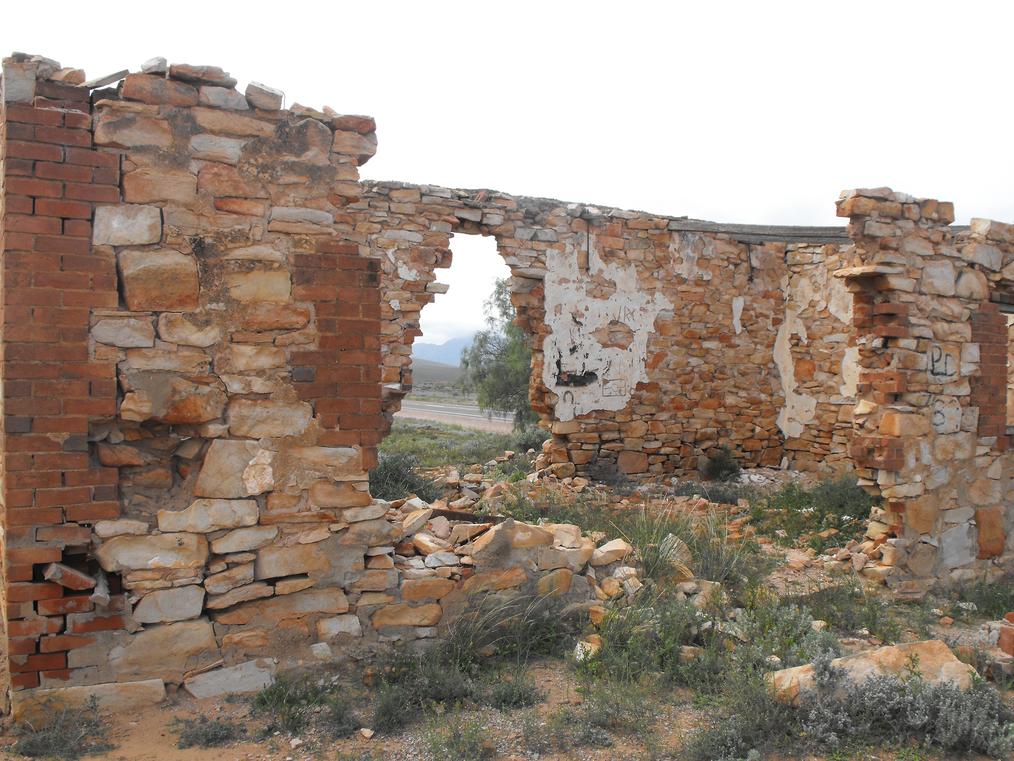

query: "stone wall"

left=1, top=54, right=1011, bottom=716
left=356, top=182, right=855, bottom=477
left=836, top=188, right=1013, bottom=594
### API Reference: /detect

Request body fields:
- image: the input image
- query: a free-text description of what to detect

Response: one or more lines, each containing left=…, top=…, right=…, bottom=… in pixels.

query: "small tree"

left=461, top=278, right=538, bottom=428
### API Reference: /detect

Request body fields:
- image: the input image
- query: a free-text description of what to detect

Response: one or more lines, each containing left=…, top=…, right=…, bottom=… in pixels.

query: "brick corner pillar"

left=1, top=62, right=121, bottom=709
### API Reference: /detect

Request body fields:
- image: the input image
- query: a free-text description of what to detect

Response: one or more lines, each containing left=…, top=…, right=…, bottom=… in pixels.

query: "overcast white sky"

left=7, top=1, right=1014, bottom=343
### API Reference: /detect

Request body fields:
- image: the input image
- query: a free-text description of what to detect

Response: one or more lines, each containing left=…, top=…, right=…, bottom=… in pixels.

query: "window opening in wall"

left=396, top=233, right=516, bottom=433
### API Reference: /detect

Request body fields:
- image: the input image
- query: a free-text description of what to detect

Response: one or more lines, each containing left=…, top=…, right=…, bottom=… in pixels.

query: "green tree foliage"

left=461, top=278, right=538, bottom=428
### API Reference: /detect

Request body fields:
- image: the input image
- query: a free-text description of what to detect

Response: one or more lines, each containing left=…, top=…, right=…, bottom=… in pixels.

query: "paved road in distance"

left=396, top=400, right=514, bottom=433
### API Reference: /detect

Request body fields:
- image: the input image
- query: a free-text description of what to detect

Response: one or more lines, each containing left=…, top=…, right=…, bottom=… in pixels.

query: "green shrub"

left=533, top=681, right=657, bottom=751
left=13, top=698, right=113, bottom=759
left=424, top=712, right=495, bottom=760
left=755, top=476, right=874, bottom=550
left=253, top=676, right=357, bottom=737
left=478, top=671, right=543, bottom=709
left=509, top=425, right=549, bottom=453
left=670, top=479, right=753, bottom=505
left=787, top=578, right=902, bottom=643
left=701, top=445, right=742, bottom=482
left=175, top=716, right=245, bottom=748
left=368, top=451, right=440, bottom=501
left=949, top=573, right=1014, bottom=621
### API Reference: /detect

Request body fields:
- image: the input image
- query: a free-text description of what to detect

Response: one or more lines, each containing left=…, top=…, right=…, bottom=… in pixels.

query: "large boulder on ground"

left=767, top=639, right=977, bottom=705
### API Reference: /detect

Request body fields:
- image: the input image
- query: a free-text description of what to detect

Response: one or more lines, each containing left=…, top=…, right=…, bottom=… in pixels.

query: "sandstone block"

left=122, top=73, right=198, bottom=106
left=184, top=658, right=275, bottom=699
left=192, top=107, right=274, bottom=137
left=216, top=344, right=286, bottom=372
left=133, top=585, right=205, bottom=624
left=591, top=538, right=633, bottom=566
left=224, top=270, right=291, bottom=303
left=254, top=544, right=331, bottom=580
left=158, top=498, right=259, bottom=533
left=194, top=440, right=273, bottom=498
left=92, top=317, right=155, bottom=348
left=211, top=525, right=278, bottom=554
left=767, top=640, right=975, bottom=705
left=189, top=133, right=247, bottom=164
left=198, top=86, right=249, bottom=110
left=96, top=533, right=208, bottom=573
left=205, top=563, right=254, bottom=595
left=94, top=112, right=172, bottom=148
left=118, top=249, right=199, bottom=311
left=93, top=205, right=161, bottom=246
left=156, top=312, right=221, bottom=347
left=241, top=303, right=311, bottom=330
left=537, top=568, right=573, bottom=597
left=246, top=82, right=284, bottom=110
left=227, top=399, right=312, bottom=439
left=109, top=619, right=219, bottom=682
left=124, top=168, right=198, bottom=205
left=401, top=578, right=455, bottom=601
left=214, top=588, right=348, bottom=626
left=462, top=567, right=527, bottom=594
left=13, top=679, right=166, bottom=723
left=169, top=64, right=236, bottom=87
left=94, top=519, right=149, bottom=538
left=309, top=481, right=373, bottom=509
left=342, top=504, right=388, bottom=522
left=331, top=130, right=378, bottom=164
left=617, top=451, right=649, bottom=473
left=371, top=603, right=442, bottom=629
left=206, top=582, right=273, bottom=609
left=316, top=614, right=362, bottom=639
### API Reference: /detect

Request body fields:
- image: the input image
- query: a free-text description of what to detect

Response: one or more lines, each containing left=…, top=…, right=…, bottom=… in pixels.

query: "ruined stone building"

left=0, top=54, right=1010, bottom=716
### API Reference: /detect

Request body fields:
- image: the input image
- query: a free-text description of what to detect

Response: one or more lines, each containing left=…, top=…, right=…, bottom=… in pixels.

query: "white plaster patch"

left=669, top=233, right=713, bottom=281
left=731, top=297, right=745, bottom=335
left=840, top=346, right=859, bottom=398
left=774, top=308, right=816, bottom=438
left=542, top=236, right=672, bottom=422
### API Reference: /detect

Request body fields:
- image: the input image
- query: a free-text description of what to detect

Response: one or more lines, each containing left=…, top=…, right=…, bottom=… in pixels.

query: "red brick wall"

left=292, top=239, right=383, bottom=471
left=970, top=301, right=1008, bottom=449
left=1, top=92, right=122, bottom=693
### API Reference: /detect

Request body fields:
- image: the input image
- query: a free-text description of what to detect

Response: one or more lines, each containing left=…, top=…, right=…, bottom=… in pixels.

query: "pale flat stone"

left=189, top=133, right=246, bottom=164
left=95, top=111, right=172, bottom=148
left=225, top=270, right=291, bottom=303
left=157, top=499, right=259, bottom=533
left=342, top=504, right=388, bottom=523
left=92, top=317, right=155, bottom=348
left=227, top=399, right=312, bottom=438
left=269, top=206, right=333, bottom=226
left=274, top=576, right=315, bottom=595
left=213, top=588, right=348, bottom=626
left=246, top=82, right=284, bottom=110
left=317, top=614, right=362, bottom=639
left=194, top=440, right=272, bottom=498
left=13, top=679, right=166, bottom=723
left=184, top=659, right=275, bottom=699
left=206, top=582, right=273, bottom=610
left=93, top=205, right=162, bottom=246
left=94, top=519, right=149, bottom=538
left=401, top=508, right=432, bottom=536
left=96, top=533, right=208, bottom=572
left=156, top=313, right=222, bottom=347
left=222, top=245, right=285, bottom=262
left=371, top=603, right=442, bottom=629
left=205, top=563, right=254, bottom=595
left=109, top=619, right=219, bottom=682
left=123, top=168, right=198, bottom=205
left=591, top=538, right=634, bottom=566
left=198, top=86, right=249, bottom=110
left=133, top=585, right=205, bottom=624
left=254, top=544, right=330, bottom=580
left=217, top=345, right=286, bottom=372
left=211, top=525, right=279, bottom=554
left=192, top=107, right=274, bottom=137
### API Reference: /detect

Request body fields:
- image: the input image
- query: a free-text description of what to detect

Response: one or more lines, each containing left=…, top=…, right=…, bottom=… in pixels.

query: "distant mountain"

left=411, top=358, right=464, bottom=385
left=412, top=335, right=475, bottom=367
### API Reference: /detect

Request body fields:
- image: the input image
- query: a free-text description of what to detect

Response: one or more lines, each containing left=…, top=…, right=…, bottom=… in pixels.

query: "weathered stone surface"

left=224, top=270, right=291, bottom=303
left=617, top=451, right=649, bottom=473
left=124, top=168, right=198, bottom=205
left=184, top=658, right=275, bottom=699
left=254, top=544, right=329, bottom=579
left=190, top=133, right=247, bottom=164
left=192, top=107, right=274, bottom=137
left=96, top=533, right=208, bottom=572
left=199, top=86, right=249, bottom=110
left=767, top=640, right=976, bottom=705
left=94, top=518, right=150, bottom=538
left=94, top=111, right=172, bottom=148
left=214, top=588, right=348, bottom=626
left=93, top=205, right=162, bottom=246
left=194, top=440, right=273, bottom=498
left=13, top=679, right=166, bottom=722
left=169, top=64, right=237, bottom=87
left=331, top=130, right=378, bottom=164
left=216, top=344, right=286, bottom=372
left=122, top=73, right=198, bottom=106
left=342, top=504, right=388, bottom=522
left=536, top=568, right=574, bottom=596
left=591, top=538, right=633, bottom=566
left=241, top=303, right=310, bottom=330
left=92, top=317, right=155, bottom=348
left=109, top=619, right=220, bottom=681
left=371, top=603, right=442, bottom=628
left=309, top=481, right=373, bottom=509
left=158, top=499, right=259, bottom=533
left=317, top=614, right=363, bottom=639
left=205, top=563, right=255, bottom=595
left=401, top=578, right=455, bottom=601
left=118, top=249, right=199, bottom=311
left=206, top=582, right=273, bottom=609
left=462, top=567, right=527, bottom=594
left=246, top=82, right=284, bottom=110
left=133, top=585, right=205, bottom=624
left=227, top=399, right=312, bottom=438
left=156, top=312, right=222, bottom=347
left=211, top=525, right=279, bottom=554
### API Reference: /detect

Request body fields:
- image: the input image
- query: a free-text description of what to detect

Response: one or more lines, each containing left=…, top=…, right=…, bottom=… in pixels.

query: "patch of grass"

left=534, top=681, right=657, bottom=751
left=424, top=712, right=495, bottom=760
left=670, top=479, right=754, bottom=506
left=13, top=698, right=114, bottom=759
left=478, top=672, right=543, bottom=709
left=379, top=419, right=546, bottom=470
left=700, top=445, right=741, bottom=482
left=787, top=577, right=903, bottom=643
left=948, top=572, right=1014, bottom=621
left=175, top=716, right=245, bottom=748
left=753, top=476, right=875, bottom=551
left=368, top=451, right=440, bottom=501
left=253, top=676, right=358, bottom=738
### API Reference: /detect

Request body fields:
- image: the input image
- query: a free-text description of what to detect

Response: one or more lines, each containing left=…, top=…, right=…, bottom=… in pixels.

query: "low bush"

left=524, top=681, right=657, bottom=752
left=509, top=425, right=549, bottom=453
left=424, top=712, right=496, bottom=760
left=368, top=451, right=440, bottom=501
left=754, top=476, right=874, bottom=550
left=175, top=716, right=245, bottom=748
left=13, top=698, right=113, bottom=759
left=787, top=577, right=903, bottom=643
left=701, top=445, right=742, bottom=482
left=670, top=479, right=753, bottom=506
left=948, top=572, right=1014, bottom=621
left=253, top=676, right=358, bottom=738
